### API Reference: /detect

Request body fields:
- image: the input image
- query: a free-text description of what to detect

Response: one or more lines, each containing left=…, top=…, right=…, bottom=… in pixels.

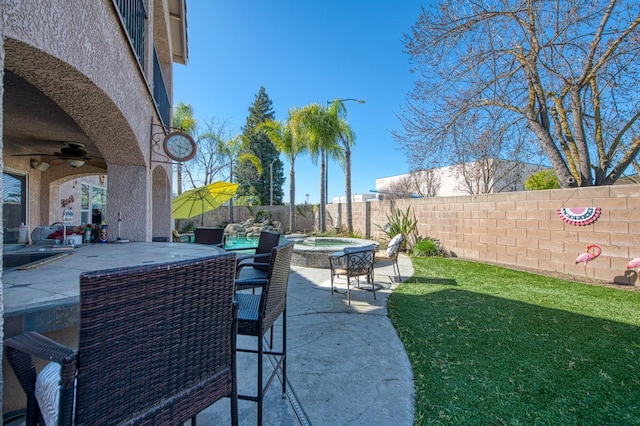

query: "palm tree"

left=335, top=111, right=356, bottom=232
left=258, top=109, right=307, bottom=233
left=295, top=103, right=345, bottom=232
left=172, top=102, right=197, bottom=195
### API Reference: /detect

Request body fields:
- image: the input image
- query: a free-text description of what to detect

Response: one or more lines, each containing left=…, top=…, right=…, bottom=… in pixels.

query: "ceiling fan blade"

left=86, top=160, right=107, bottom=169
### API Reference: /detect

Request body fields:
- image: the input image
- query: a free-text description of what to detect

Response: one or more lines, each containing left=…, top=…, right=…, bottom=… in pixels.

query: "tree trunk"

left=289, top=164, right=296, bottom=233
left=177, top=163, right=183, bottom=195
left=319, top=150, right=326, bottom=232
left=228, top=161, right=234, bottom=223
left=525, top=110, right=577, bottom=188
left=345, top=147, right=353, bottom=232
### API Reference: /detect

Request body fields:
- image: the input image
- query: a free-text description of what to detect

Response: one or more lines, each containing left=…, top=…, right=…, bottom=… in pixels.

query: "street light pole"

left=324, top=98, right=365, bottom=205
left=270, top=158, right=277, bottom=206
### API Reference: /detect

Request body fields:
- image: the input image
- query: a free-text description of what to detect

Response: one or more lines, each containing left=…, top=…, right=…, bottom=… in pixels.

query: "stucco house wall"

left=1, top=0, right=186, bottom=414
left=1, top=0, right=180, bottom=241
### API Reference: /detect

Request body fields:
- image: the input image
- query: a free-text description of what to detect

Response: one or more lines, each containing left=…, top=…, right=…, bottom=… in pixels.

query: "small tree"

left=524, top=170, right=560, bottom=191
left=182, top=118, right=232, bottom=189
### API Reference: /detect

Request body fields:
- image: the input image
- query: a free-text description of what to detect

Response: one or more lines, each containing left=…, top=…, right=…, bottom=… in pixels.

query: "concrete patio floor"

left=4, top=253, right=415, bottom=426
left=197, top=254, right=415, bottom=425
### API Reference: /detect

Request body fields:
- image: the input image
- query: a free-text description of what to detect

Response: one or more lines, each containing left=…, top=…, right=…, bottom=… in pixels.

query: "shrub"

left=180, top=221, right=196, bottom=233
left=377, top=206, right=417, bottom=251
left=412, top=237, right=442, bottom=257
left=524, top=169, right=560, bottom=190
left=255, top=210, right=270, bottom=222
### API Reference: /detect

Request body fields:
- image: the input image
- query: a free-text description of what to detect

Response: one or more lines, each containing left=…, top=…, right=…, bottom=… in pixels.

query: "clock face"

left=163, top=132, right=196, bottom=162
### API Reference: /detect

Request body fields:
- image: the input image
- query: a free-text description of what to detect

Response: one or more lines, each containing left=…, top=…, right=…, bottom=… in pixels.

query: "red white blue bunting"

left=557, top=207, right=601, bottom=226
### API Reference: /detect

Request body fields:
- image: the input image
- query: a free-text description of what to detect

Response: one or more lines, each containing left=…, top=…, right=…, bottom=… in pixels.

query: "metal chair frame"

left=375, top=234, right=404, bottom=281
left=235, top=241, right=294, bottom=425
left=233, top=230, right=282, bottom=291
left=329, top=245, right=377, bottom=304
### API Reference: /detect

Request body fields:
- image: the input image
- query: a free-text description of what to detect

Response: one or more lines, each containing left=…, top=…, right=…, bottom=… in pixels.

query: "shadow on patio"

left=197, top=254, right=415, bottom=425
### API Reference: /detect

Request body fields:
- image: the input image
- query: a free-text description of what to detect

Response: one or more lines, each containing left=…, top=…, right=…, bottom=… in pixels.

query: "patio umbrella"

left=172, top=181, right=238, bottom=226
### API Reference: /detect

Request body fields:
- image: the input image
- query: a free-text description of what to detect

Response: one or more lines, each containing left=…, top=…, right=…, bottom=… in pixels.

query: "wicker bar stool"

left=5, top=253, right=239, bottom=426
left=235, top=241, right=294, bottom=425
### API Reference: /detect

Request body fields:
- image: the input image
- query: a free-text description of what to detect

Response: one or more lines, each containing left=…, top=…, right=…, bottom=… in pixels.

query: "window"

left=3, top=172, right=27, bottom=244
left=91, top=185, right=107, bottom=225
left=81, top=183, right=90, bottom=224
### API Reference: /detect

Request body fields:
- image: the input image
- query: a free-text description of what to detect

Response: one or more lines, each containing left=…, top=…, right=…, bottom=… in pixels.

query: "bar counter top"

left=3, top=242, right=225, bottom=337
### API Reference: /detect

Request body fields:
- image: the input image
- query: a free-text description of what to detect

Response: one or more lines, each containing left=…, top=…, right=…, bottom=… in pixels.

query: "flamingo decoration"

left=575, top=244, right=601, bottom=283
left=627, top=258, right=640, bottom=284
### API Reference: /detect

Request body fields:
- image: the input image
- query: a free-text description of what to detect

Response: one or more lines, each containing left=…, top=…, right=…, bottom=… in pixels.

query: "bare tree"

left=384, top=175, right=418, bottom=200
left=447, top=111, right=535, bottom=194
left=414, top=169, right=441, bottom=198
left=396, top=1, right=640, bottom=188
left=182, top=118, right=232, bottom=189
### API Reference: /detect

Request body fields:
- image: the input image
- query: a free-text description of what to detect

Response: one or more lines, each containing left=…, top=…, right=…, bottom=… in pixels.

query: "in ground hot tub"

left=288, top=237, right=378, bottom=268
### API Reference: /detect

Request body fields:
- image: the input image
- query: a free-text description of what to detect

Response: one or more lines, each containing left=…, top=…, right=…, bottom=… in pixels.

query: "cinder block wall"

left=327, top=184, right=640, bottom=284
left=177, top=204, right=318, bottom=234
left=184, top=184, right=639, bottom=284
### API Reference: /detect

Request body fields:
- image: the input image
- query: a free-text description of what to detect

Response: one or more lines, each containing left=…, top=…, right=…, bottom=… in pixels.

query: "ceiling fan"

left=14, top=142, right=105, bottom=169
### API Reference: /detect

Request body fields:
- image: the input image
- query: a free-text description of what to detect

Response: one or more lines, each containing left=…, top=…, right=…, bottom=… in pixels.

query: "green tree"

left=396, top=1, right=640, bottom=188
left=524, top=170, right=560, bottom=191
left=172, top=102, right=197, bottom=195
left=295, top=103, right=345, bottom=232
left=329, top=99, right=357, bottom=232
left=258, top=108, right=307, bottom=232
left=236, top=87, right=284, bottom=205
left=218, top=135, right=262, bottom=222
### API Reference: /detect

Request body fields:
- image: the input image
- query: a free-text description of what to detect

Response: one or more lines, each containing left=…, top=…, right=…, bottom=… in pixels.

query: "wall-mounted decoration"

left=557, top=188, right=601, bottom=226
left=61, top=195, right=75, bottom=209
left=150, top=124, right=197, bottom=167
left=557, top=207, right=601, bottom=226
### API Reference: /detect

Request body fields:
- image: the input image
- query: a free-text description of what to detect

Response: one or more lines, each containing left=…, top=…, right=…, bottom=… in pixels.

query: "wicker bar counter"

left=3, top=242, right=225, bottom=337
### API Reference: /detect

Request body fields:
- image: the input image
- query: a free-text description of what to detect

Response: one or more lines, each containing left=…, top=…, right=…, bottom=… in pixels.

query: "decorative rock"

left=224, top=217, right=281, bottom=238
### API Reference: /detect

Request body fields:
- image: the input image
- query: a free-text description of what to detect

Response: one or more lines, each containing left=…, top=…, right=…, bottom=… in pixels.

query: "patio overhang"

left=169, top=0, right=189, bottom=65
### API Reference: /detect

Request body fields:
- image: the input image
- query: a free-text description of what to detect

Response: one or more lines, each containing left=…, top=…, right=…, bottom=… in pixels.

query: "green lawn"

left=388, top=257, right=640, bottom=425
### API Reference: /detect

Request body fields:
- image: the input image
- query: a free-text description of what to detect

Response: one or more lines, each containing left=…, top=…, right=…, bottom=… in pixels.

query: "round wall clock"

left=162, top=132, right=196, bottom=162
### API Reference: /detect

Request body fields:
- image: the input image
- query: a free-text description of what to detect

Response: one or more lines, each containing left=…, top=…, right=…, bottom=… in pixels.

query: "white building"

left=332, top=194, right=379, bottom=204
left=375, top=161, right=544, bottom=198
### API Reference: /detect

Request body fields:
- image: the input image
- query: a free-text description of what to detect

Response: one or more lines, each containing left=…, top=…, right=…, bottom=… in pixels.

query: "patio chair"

left=5, top=253, right=239, bottom=426
left=194, top=226, right=225, bottom=247
left=329, top=244, right=377, bottom=305
left=172, top=229, right=194, bottom=242
left=235, top=240, right=294, bottom=425
left=374, top=233, right=404, bottom=281
left=233, top=230, right=282, bottom=291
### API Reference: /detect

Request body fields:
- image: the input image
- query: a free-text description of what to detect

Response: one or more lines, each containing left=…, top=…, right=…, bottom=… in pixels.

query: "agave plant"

left=377, top=206, right=417, bottom=252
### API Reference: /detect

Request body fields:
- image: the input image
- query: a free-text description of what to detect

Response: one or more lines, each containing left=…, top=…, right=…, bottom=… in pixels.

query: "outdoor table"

left=3, top=242, right=225, bottom=337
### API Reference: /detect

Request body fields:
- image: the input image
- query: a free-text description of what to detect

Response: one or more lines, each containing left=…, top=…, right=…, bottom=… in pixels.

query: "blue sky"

left=173, top=1, right=425, bottom=204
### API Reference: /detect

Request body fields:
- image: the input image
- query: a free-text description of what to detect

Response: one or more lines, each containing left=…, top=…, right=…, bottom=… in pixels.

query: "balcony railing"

left=113, top=0, right=147, bottom=73
left=113, top=0, right=171, bottom=126
left=153, top=47, right=171, bottom=126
